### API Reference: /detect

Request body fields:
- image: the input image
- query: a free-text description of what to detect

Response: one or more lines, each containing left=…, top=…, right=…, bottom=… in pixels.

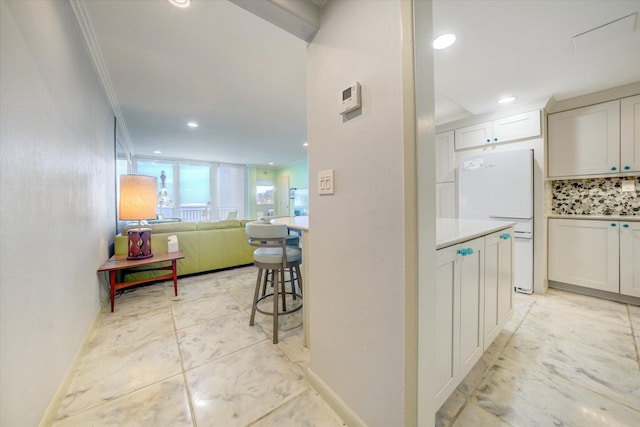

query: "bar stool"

left=246, top=221, right=303, bottom=344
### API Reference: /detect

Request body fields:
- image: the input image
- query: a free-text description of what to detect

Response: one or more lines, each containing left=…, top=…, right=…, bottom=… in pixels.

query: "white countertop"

left=436, top=218, right=515, bottom=249
left=547, top=214, right=640, bottom=222
left=270, top=216, right=309, bottom=231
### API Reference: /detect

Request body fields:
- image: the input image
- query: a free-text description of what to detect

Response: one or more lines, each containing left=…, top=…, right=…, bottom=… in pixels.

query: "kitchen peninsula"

left=434, top=218, right=515, bottom=409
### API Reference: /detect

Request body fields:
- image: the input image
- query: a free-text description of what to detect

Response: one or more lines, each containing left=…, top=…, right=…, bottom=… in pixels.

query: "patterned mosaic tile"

left=551, top=177, right=640, bottom=216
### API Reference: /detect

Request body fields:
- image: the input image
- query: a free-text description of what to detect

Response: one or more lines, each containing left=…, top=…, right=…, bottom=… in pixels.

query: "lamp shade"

left=119, top=175, right=158, bottom=221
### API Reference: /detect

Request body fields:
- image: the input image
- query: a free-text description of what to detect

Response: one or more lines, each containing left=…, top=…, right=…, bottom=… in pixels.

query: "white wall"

left=0, top=1, right=115, bottom=425
left=306, top=1, right=432, bottom=425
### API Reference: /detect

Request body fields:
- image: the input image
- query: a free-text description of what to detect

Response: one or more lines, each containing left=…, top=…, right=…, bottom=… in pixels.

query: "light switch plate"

left=318, top=169, right=335, bottom=195
left=621, top=180, right=636, bottom=192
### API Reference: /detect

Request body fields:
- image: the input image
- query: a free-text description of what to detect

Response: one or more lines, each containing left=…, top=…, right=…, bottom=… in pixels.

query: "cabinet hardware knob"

left=611, top=223, right=617, bottom=227
left=611, top=166, right=617, bottom=171
left=494, top=138, right=498, bottom=141
left=500, top=233, right=511, bottom=240
left=623, top=224, right=629, bottom=228
left=486, top=139, right=490, bottom=143
left=624, top=166, right=631, bottom=170
left=457, top=248, right=474, bottom=256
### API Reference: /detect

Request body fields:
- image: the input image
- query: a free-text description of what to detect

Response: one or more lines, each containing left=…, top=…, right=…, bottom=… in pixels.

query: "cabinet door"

left=434, top=245, right=460, bottom=409
left=483, top=228, right=514, bottom=350
left=621, top=95, right=640, bottom=173
left=493, top=110, right=541, bottom=143
left=454, top=121, right=492, bottom=151
left=548, top=100, right=620, bottom=177
left=620, top=221, right=640, bottom=298
left=436, top=182, right=456, bottom=218
left=436, top=131, right=456, bottom=182
left=548, top=219, right=619, bottom=293
left=458, top=237, right=485, bottom=378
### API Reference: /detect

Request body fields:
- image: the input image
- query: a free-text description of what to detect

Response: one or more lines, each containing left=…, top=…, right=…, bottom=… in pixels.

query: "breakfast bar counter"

left=436, top=218, right=516, bottom=249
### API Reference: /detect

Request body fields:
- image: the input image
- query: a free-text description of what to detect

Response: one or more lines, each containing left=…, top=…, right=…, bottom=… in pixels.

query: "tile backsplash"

left=551, top=177, right=640, bottom=216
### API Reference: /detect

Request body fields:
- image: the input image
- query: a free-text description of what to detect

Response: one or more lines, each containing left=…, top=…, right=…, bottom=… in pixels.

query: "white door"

left=620, top=221, right=640, bottom=298
left=483, top=228, right=514, bottom=349
left=278, top=175, right=290, bottom=216
left=458, top=237, right=484, bottom=378
left=621, top=94, right=640, bottom=173
left=436, top=182, right=456, bottom=218
left=548, top=219, right=620, bottom=293
left=434, top=245, right=460, bottom=410
left=435, top=131, right=455, bottom=182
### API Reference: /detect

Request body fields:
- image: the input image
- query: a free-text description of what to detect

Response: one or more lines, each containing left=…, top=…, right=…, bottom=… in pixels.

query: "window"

left=136, top=161, right=174, bottom=219
left=256, top=177, right=275, bottom=217
left=179, top=164, right=210, bottom=222
left=133, top=158, right=247, bottom=222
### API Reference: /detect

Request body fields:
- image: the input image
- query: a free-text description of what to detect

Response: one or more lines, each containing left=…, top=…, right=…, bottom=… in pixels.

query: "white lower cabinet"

left=483, top=229, right=514, bottom=349
left=434, top=228, right=514, bottom=410
left=620, top=221, right=640, bottom=298
left=548, top=218, right=640, bottom=297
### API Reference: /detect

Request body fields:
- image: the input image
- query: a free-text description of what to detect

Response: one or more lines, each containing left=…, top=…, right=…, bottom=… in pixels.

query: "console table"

left=97, top=251, right=185, bottom=312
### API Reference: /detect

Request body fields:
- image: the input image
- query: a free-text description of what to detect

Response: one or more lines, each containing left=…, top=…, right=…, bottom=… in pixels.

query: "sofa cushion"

left=196, top=220, right=242, bottom=230
left=121, top=222, right=197, bottom=235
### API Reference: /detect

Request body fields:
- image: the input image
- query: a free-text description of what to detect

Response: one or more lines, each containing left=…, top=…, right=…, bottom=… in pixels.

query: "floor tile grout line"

left=245, top=387, right=312, bottom=426
left=445, top=300, right=536, bottom=427
left=626, top=304, right=640, bottom=370
left=171, top=300, right=199, bottom=427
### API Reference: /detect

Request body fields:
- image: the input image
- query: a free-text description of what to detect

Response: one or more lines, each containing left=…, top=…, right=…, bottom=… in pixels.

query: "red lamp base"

left=127, top=228, right=153, bottom=260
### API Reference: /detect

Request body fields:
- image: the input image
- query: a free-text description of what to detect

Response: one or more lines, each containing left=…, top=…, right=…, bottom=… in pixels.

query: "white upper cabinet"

left=455, top=121, right=493, bottom=150
left=454, top=110, right=541, bottom=151
left=435, top=131, right=456, bottom=182
left=492, top=110, right=541, bottom=143
left=621, top=94, right=640, bottom=173
left=620, top=221, right=640, bottom=298
left=548, top=100, right=623, bottom=177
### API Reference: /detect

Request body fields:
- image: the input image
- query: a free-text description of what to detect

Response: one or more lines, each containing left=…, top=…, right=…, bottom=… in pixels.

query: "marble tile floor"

left=437, top=289, right=640, bottom=427
left=50, top=265, right=640, bottom=427
left=51, top=266, right=346, bottom=427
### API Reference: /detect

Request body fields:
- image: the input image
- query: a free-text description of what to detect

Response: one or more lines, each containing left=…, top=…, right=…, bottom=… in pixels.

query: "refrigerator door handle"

left=489, top=215, right=533, bottom=220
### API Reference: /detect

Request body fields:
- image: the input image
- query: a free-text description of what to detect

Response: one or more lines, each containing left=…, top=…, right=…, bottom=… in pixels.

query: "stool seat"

left=254, top=246, right=301, bottom=264
left=246, top=221, right=303, bottom=344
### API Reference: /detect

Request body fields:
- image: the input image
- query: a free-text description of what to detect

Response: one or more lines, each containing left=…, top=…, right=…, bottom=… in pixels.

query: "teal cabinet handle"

left=611, top=166, right=617, bottom=171
left=457, top=248, right=474, bottom=256
left=486, top=139, right=491, bottom=143
left=500, top=233, right=511, bottom=240
left=623, top=224, right=629, bottom=228
left=611, top=223, right=617, bottom=227
left=624, top=166, right=631, bottom=170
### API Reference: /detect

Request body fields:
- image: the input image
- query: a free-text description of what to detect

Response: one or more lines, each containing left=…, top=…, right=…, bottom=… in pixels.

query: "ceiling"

left=79, top=0, right=640, bottom=167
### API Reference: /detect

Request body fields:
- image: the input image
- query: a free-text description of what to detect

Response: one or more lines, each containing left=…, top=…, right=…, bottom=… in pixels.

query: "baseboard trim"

left=305, top=367, right=367, bottom=427
left=548, top=281, right=640, bottom=306
left=37, top=306, right=103, bottom=426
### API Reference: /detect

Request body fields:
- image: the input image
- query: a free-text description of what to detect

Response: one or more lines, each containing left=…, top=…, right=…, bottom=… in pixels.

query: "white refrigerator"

left=458, top=149, right=534, bottom=293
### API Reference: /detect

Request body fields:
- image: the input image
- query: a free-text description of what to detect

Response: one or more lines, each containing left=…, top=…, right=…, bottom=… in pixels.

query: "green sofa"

left=114, top=220, right=255, bottom=281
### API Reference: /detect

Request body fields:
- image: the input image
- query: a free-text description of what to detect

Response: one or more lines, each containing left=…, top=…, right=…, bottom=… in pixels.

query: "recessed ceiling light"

left=498, top=96, right=517, bottom=104
left=187, top=121, right=198, bottom=128
left=153, top=150, right=162, bottom=154
left=168, top=0, right=190, bottom=8
left=268, top=162, right=274, bottom=166
left=433, top=34, right=456, bottom=50
left=303, top=142, right=308, bottom=147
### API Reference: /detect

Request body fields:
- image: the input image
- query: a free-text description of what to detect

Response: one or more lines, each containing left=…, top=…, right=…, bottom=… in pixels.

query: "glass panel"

left=137, top=161, right=174, bottom=218
left=218, top=165, right=246, bottom=220
left=179, top=164, right=211, bottom=222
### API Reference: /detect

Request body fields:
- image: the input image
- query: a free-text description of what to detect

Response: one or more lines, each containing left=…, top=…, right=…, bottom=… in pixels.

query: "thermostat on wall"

left=340, top=82, right=361, bottom=115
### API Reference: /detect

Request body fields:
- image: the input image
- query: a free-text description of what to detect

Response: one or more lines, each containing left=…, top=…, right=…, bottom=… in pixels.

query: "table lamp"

left=119, top=175, right=158, bottom=260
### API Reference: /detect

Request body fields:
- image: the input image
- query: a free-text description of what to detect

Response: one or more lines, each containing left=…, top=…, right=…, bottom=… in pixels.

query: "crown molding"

left=69, top=0, right=134, bottom=155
